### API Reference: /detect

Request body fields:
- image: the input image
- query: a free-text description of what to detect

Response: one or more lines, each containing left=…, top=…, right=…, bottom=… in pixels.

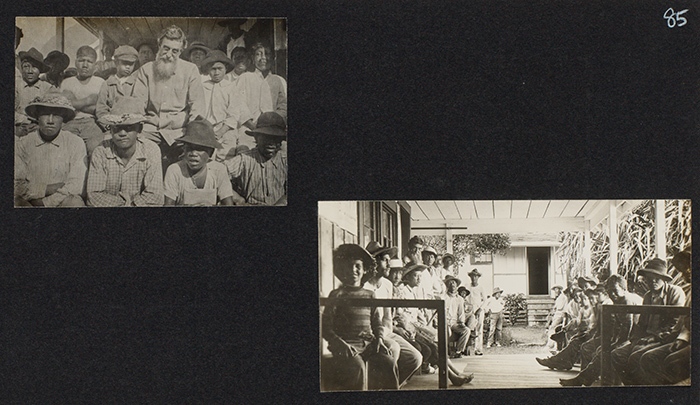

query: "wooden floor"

left=402, top=353, right=582, bottom=390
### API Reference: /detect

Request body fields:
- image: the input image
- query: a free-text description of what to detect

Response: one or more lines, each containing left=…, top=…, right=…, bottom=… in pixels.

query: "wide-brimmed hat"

left=457, top=286, right=470, bottom=296
left=98, top=97, right=148, bottom=127
left=113, top=45, right=138, bottom=62
left=365, top=241, right=398, bottom=259
left=637, top=258, right=671, bottom=281
left=422, top=247, right=438, bottom=257
left=333, top=244, right=375, bottom=280
left=43, top=50, right=70, bottom=72
left=577, top=276, right=598, bottom=288
left=25, top=92, right=75, bottom=122
left=492, top=287, right=503, bottom=295
left=468, top=269, right=482, bottom=277
left=201, top=50, right=234, bottom=73
left=403, top=264, right=428, bottom=280
left=551, top=285, right=564, bottom=291
left=444, top=275, right=462, bottom=286
left=442, top=253, right=456, bottom=264
left=182, top=41, right=211, bottom=60
left=175, top=120, right=223, bottom=150
left=19, top=47, right=49, bottom=73
left=245, top=112, right=287, bottom=138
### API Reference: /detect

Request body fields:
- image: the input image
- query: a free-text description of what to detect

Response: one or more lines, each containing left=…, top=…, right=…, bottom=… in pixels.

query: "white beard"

left=154, top=57, right=177, bottom=80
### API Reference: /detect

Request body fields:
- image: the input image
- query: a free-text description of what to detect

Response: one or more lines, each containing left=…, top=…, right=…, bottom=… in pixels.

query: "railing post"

left=600, top=304, right=612, bottom=386
left=436, top=300, right=448, bottom=389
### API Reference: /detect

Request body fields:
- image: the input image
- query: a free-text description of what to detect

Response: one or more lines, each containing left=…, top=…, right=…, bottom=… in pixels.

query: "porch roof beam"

left=410, top=217, right=588, bottom=234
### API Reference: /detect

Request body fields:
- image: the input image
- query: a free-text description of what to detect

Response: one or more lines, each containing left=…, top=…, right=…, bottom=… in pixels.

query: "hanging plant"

left=453, top=234, right=511, bottom=262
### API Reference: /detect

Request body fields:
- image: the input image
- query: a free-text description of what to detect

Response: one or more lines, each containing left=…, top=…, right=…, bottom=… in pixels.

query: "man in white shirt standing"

left=466, top=269, right=486, bottom=355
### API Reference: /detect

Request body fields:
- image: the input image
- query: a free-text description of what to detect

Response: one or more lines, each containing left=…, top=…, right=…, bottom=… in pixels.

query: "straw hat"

left=201, top=50, right=235, bottom=73
left=25, top=92, right=75, bottom=122
left=637, top=258, right=671, bottom=281
left=444, top=275, right=462, bottom=286
left=98, top=97, right=147, bottom=127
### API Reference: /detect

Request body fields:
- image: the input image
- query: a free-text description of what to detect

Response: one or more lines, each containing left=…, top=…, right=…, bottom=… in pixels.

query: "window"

left=471, top=252, right=493, bottom=264
left=358, top=201, right=397, bottom=251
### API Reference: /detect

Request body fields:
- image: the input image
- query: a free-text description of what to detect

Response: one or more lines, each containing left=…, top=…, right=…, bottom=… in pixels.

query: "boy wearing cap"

left=224, top=111, right=287, bottom=205
left=60, top=45, right=106, bottom=156
left=96, top=45, right=139, bottom=121
left=88, top=97, right=163, bottom=207
left=163, top=120, right=235, bottom=206
left=16, top=48, right=53, bottom=138
left=200, top=50, right=252, bottom=161
left=321, top=244, right=399, bottom=391
left=15, top=93, right=87, bottom=207
left=611, top=258, right=685, bottom=385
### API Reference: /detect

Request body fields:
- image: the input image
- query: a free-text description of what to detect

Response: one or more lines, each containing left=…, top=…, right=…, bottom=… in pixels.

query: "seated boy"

left=163, top=120, right=235, bottom=206
left=16, top=48, right=52, bottom=137
left=200, top=50, right=251, bottom=161
left=60, top=45, right=106, bottom=156
left=321, top=244, right=399, bottom=391
left=15, top=93, right=87, bottom=207
left=96, top=45, right=139, bottom=122
left=88, top=97, right=163, bottom=207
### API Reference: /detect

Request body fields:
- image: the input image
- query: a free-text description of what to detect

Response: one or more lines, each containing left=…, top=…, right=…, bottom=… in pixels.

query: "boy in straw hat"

left=88, top=97, right=163, bottom=207
left=610, top=258, right=685, bottom=385
left=15, top=93, right=87, bottom=207
left=200, top=50, right=252, bottom=161
left=321, top=244, right=399, bottom=391
left=224, top=111, right=287, bottom=205
left=163, top=120, right=235, bottom=206
left=96, top=45, right=139, bottom=122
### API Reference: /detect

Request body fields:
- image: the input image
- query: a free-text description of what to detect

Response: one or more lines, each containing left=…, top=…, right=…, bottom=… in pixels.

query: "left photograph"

left=14, top=17, right=287, bottom=207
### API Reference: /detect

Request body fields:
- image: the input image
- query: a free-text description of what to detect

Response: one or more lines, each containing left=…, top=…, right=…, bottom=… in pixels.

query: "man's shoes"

left=485, top=343, right=491, bottom=348
left=495, top=342, right=502, bottom=347
left=421, top=365, right=436, bottom=374
left=475, top=351, right=483, bottom=356
left=536, top=357, right=572, bottom=370
left=450, top=352, right=463, bottom=359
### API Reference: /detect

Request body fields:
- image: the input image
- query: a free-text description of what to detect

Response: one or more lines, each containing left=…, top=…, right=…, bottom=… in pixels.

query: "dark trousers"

left=639, top=343, right=690, bottom=385
left=611, top=340, right=663, bottom=385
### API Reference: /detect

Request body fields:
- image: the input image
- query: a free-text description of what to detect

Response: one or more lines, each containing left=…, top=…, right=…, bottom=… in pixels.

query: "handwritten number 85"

left=664, top=8, right=688, bottom=28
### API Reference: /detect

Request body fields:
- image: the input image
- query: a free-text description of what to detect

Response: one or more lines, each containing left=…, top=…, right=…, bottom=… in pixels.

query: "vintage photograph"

left=14, top=17, right=287, bottom=207
left=319, top=200, right=691, bottom=390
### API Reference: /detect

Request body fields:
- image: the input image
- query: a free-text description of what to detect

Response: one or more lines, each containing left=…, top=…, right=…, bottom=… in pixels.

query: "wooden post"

left=655, top=200, right=666, bottom=259
left=436, top=299, right=448, bottom=389
left=56, top=17, right=65, bottom=53
left=608, top=201, right=618, bottom=275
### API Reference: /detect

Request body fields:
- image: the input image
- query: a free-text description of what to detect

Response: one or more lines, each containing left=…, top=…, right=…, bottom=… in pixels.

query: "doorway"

left=527, top=247, right=550, bottom=295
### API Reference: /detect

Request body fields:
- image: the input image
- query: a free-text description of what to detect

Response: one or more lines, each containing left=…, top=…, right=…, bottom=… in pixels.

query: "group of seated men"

left=536, top=248, right=691, bottom=386
left=15, top=24, right=287, bottom=206
left=322, top=240, right=494, bottom=391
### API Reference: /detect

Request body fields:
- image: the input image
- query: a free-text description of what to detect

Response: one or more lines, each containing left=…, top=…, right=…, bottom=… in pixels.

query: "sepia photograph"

left=319, top=200, right=691, bottom=391
left=14, top=17, right=287, bottom=207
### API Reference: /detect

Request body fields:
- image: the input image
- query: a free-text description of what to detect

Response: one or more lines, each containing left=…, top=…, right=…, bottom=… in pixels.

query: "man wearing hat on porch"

left=181, top=41, right=211, bottom=74
left=442, top=253, right=457, bottom=277
left=610, top=258, right=685, bottom=385
left=200, top=50, right=252, bottom=161
left=87, top=97, right=163, bottom=207
left=419, top=246, right=445, bottom=299
left=545, top=284, right=567, bottom=352
left=164, top=120, right=235, bottom=206
left=443, top=275, right=471, bottom=358
left=364, top=241, right=423, bottom=386
left=465, top=269, right=487, bottom=355
left=15, top=93, right=87, bottom=207
left=16, top=48, right=53, bottom=138
left=224, top=111, right=287, bottom=206
left=96, top=45, right=139, bottom=122
left=484, top=287, right=506, bottom=348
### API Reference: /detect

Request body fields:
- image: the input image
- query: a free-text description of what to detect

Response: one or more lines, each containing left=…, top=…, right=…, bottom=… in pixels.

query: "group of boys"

left=536, top=250, right=690, bottom=386
left=15, top=24, right=287, bottom=207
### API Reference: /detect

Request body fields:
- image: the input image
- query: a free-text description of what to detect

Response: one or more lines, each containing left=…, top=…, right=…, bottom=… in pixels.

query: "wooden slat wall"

left=319, top=217, right=357, bottom=297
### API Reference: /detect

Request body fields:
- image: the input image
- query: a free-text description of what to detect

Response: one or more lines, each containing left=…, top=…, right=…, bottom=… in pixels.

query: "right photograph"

left=318, top=200, right=691, bottom=391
